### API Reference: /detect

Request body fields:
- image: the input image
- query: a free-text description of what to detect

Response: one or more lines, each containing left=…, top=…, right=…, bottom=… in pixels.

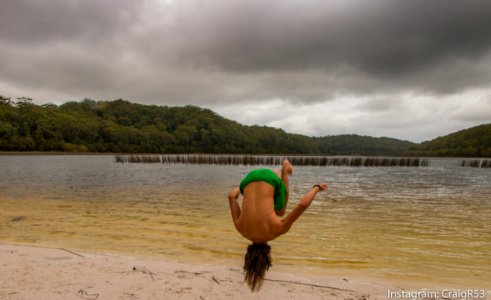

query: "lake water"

left=0, top=155, right=490, bottom=288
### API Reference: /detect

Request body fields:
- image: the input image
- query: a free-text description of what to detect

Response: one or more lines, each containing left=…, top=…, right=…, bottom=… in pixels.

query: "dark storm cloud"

left=1, top=0, right=491, bottom=141
left=0, top=0, right=143, bottom=100
left=166, top=0, right=491, bottom=94
left=0, top=0, right=140, bottom=45
left=2, top=0, right=491, bottom=100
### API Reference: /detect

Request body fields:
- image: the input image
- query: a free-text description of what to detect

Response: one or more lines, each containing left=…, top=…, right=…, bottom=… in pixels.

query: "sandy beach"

left=0, top=243, right=412, bottom=300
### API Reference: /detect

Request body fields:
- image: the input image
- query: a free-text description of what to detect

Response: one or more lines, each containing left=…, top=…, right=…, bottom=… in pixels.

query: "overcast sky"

left=1, top=0, right=491, bottom=142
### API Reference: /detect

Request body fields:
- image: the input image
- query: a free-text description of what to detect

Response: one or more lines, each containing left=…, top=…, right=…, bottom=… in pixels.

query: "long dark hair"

left=243, top=243, right=272, bottom=291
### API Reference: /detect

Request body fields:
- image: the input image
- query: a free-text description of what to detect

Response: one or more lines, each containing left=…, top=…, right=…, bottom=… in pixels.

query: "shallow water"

left=0, top=155, right=490, bottom=288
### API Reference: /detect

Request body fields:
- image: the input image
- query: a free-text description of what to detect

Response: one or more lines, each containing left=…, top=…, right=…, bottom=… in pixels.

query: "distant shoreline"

left=2, top=100, right=489, bottom=156
left=0, top=151, right=115, bottom=155
left=1, top=151, right=490, bottom=159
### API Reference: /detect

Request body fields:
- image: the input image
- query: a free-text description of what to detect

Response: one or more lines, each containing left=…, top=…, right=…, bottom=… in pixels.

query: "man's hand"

left=228, top=187, right=240, bottom=200
left=313, top=183, right=328, bottom=191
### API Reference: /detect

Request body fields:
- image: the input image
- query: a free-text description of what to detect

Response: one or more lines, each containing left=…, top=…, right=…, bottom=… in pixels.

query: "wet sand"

left=0, top=243, right=410, bottom=300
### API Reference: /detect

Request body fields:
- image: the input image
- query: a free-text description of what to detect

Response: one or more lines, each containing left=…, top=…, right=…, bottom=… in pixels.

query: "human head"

left=243, top=242, right=272, bottom=291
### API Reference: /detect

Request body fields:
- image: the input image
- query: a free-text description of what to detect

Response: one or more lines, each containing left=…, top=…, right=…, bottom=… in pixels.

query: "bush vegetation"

left=0, top=96, right=421, bottom=155
left=406, top=124, right=491, bottom=157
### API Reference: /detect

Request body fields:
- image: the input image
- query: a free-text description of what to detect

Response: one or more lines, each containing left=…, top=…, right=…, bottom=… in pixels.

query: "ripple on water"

left=0, top=156, right=490, bottom=288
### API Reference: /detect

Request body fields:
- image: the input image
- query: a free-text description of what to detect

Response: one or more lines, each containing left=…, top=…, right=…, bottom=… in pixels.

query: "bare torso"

left=236, top=181, right=283, bottom=243
left=228, top=160, right=327, bottom=244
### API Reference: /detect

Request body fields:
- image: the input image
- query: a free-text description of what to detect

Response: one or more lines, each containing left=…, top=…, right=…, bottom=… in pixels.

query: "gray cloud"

left=167, top=1, right=491, bottom=84
left=1, top=0, right=491, bottom=141
left=0, top=0, right=140, bottom=45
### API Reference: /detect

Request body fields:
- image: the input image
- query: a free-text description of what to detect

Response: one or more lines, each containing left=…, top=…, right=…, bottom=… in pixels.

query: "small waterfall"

left=114, top=154, right=430, bottom=167
left=461, top=159, right=491, bottom=168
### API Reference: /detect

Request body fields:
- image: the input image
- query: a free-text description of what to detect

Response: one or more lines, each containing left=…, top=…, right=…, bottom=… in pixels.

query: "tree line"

left=406, top=123, right=491, bottom=157
left=1, top=96, right=417, bottom=155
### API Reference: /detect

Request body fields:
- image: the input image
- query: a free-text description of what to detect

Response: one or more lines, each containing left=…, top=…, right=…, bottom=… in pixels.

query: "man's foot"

left=282, top=159, right=293, bottom=175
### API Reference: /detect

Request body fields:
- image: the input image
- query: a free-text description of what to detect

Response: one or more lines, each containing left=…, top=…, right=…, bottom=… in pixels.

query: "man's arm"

left=228, top=187, right=241, bottom=229
left=280, top=183, right=328, bottom=234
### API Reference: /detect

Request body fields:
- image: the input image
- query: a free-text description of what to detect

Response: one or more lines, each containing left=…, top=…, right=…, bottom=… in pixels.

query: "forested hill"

left=0, top=98, right=414, bottom=155
left=406, top=123, right=491, bottom=157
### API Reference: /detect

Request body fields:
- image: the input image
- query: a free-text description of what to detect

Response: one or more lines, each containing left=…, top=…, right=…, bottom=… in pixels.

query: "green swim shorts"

left=239, top=169, right=288, bottom=211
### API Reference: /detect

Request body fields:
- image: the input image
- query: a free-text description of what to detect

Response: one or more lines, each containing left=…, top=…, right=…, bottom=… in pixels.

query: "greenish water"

left=0, top=155, right=490, bottom=288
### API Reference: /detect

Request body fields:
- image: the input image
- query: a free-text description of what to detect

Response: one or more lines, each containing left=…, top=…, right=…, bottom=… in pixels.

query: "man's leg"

left=281, top=159, right=292, bottom=204
left=275, top=159, right=292, bottom=216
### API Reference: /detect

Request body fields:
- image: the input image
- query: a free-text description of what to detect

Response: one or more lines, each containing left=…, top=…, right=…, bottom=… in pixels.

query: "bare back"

left=228, top=160, right=327, bottom=244
left=236, top=182, right=283, bottom=243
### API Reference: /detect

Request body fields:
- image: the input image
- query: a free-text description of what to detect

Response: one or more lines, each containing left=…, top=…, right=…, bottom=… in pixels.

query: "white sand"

left=0, top=243, right=485, bottom=300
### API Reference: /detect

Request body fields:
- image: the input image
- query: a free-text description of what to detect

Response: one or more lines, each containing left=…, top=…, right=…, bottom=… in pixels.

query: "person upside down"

left=228, top=159, right=328, bottom=291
